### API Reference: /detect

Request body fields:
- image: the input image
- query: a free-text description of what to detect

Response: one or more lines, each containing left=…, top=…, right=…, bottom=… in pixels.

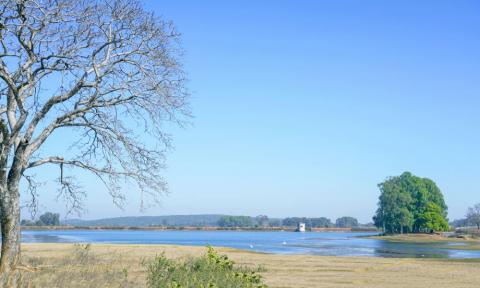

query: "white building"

left=296, top=222, right=306, bottom=232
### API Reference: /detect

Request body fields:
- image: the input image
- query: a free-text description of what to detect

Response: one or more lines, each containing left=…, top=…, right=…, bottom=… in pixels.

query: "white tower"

left=296, top=222, right=306, bottom=232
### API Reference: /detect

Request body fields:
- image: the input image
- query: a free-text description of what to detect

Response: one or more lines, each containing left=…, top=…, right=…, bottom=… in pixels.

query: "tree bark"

left=0, top=186, right=21, bottom=287
left=0, top=147, right=24, bottom=287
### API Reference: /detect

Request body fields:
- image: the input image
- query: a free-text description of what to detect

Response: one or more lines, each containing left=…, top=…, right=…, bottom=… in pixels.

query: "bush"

left=146, top=246, right=267, bottom=288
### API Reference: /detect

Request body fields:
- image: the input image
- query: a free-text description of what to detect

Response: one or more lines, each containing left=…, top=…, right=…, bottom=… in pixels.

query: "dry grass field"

left=21, top=243, right=480, bottom=288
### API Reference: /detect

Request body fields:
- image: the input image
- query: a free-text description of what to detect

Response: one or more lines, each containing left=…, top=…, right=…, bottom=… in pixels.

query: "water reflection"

left=22, top=233, right=67, bottom=243
left=371, top=240, right=451, bottom=258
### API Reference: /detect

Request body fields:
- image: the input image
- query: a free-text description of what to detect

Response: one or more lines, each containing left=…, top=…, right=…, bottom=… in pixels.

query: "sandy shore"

left=22, top=243, right=480, bottom=288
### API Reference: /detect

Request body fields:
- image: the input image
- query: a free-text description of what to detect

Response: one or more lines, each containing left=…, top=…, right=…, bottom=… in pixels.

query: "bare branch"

left=0, top=0, right=189, bottom=222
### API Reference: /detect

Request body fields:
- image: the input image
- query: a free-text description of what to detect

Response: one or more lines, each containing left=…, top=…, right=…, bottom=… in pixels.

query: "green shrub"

left=146, top=246, right=267, bottom=288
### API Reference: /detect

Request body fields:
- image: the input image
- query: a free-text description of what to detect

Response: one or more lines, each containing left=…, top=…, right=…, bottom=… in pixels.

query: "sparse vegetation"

left=20, top=244, right=267, bottom=288
left=21, top=243, right=135, bottom=288
left=146, top=246, right=267, bottom=288
left=466, top=203, right=480, bottom=230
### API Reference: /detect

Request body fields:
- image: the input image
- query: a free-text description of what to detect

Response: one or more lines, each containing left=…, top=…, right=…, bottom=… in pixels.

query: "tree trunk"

left=0, top=186, right=21, bottom=287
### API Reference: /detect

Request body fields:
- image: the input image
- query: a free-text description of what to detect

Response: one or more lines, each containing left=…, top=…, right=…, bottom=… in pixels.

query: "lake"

left=21, top=230, right=480, bottom=259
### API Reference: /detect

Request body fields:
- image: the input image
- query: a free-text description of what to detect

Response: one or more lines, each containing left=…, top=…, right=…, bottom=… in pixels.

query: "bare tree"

left=0, top=0, right=188, bottom=285
left=466, top=203, right=480, bottom=230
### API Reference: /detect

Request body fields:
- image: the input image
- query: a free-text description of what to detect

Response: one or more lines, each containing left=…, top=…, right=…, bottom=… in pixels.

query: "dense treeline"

left=281, top=217, right=360, bottom=228
left=21, top=212, right=60, bottom=226
left=373, top=172, right=449, bottom=234
left=335, top=217, right=359, bottom=228
left=24, top=213, right=364, bottom=229
left=217, top=216, right=253, bottom=227
left=62, top=215, right=228, bottom=227
left=282, top=217, right=332, bottom=228
left=216, top=216, right=361, bottom=228
left=216, top=215, right=280, bottom=228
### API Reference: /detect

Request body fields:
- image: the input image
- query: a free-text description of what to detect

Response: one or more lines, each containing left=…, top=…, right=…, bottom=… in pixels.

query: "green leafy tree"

left=373, top=172, right=448, bottom=234
left=373, top=175, right=413, bottom=233
left=417, top=203, right=449, bottom=232
left=21, top=212, right=60, bottom=226
left=396, top=207, right=414, bottom=234
left=38, top=212, right=60, bottom=226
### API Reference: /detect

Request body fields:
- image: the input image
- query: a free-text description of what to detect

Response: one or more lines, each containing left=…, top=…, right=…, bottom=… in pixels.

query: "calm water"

left=21, top=230, right=480, bottom=259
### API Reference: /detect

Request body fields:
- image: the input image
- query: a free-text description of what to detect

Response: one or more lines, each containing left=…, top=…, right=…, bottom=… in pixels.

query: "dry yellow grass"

left=21, top=243, right=480, bottom=288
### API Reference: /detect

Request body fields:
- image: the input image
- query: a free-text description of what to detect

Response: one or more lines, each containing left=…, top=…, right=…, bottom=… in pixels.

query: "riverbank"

left=21, top=243, right=480, bottom=288
left=364, top=233, right=480, bottom=251
left=365, top=233, right=480, bottom=243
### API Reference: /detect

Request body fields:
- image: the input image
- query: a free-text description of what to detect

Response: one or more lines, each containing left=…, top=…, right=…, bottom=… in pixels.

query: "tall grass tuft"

left=146, top=246, right=267, bottom=288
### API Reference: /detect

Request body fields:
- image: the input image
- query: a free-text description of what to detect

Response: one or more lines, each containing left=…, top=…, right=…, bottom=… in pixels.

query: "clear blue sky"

left=22, top=0, right=480, bottom=223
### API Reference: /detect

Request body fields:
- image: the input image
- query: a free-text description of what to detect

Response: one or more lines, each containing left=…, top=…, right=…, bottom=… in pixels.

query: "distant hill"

left=62, top=214, right=227, bottom=227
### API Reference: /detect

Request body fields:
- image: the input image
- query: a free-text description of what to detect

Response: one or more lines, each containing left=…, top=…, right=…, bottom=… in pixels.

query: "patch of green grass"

left=145, top=246, right=267, bottom=288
